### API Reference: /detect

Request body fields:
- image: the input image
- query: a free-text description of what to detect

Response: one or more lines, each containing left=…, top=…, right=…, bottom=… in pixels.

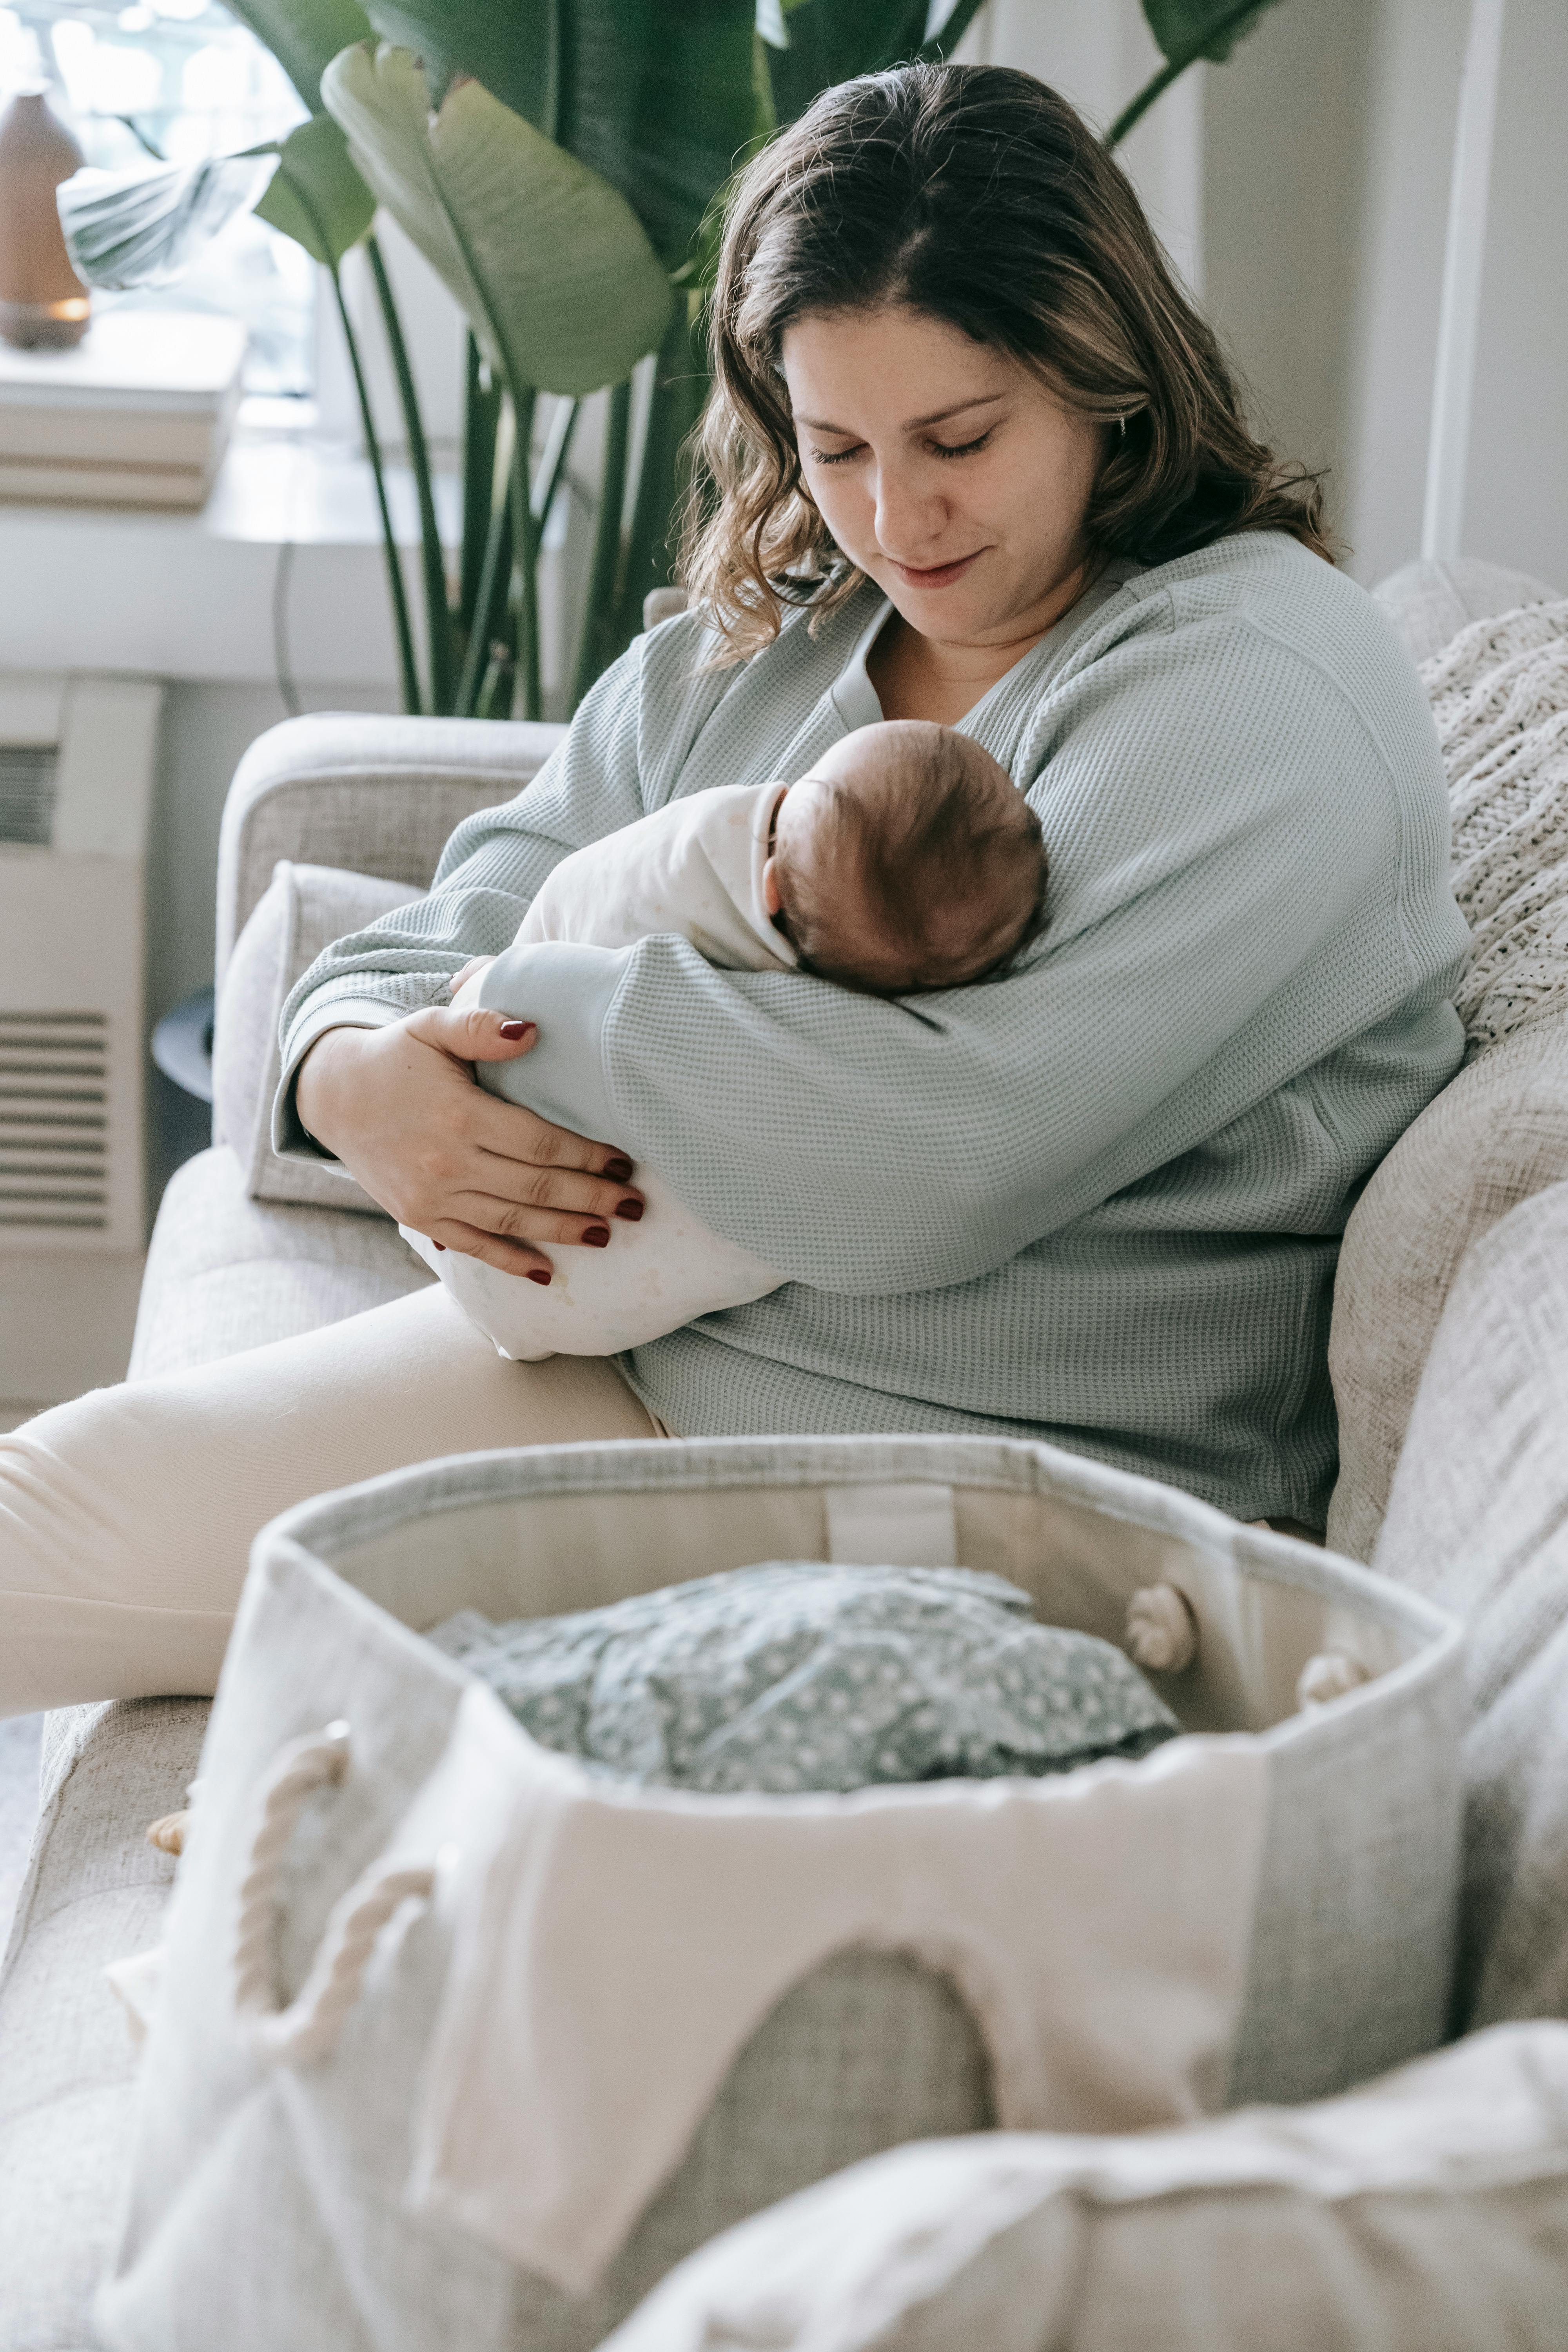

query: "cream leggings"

left=0, top=1285, right=660, bottom=1717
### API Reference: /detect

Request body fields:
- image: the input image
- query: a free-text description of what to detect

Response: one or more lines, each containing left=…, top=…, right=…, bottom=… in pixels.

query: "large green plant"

left=59, top=0, right=1281, bottom=721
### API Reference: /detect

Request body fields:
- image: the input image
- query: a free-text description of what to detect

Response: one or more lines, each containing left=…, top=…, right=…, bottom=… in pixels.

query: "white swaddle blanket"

left=401, top=1683, right=1269, bottom=2292
left=401, top=784, right=791, bottom=1358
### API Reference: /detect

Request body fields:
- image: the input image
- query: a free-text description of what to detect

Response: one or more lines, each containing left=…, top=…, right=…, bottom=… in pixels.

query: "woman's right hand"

left=294, top=1009, right=644, bottom=1281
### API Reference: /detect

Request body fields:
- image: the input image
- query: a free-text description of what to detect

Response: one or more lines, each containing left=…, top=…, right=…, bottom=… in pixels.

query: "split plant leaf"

left=322, top=42, right=673, bottom=396
left=358, top=0, right=756, bottom=272
left=253, top=113, right=376, bottom=266
left=1141, top=1, right=1285, bottom=69
left=220, top=0, right=375, bottom=114
left=57, top=152, right=276, bottom=289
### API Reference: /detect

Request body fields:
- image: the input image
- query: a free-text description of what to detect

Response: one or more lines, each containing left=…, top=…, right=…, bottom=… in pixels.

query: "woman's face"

left=780, top=304, right=1102, bottom=648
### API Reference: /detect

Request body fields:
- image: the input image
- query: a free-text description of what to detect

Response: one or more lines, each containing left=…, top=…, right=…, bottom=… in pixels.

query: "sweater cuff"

left=474, top=939, right=628, bottom=1140
left=271, top=996, right=406, bottom=1163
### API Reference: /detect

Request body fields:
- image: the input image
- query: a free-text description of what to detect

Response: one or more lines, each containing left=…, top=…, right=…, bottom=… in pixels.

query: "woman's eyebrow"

left=794, top=392, right=1009, bottom=435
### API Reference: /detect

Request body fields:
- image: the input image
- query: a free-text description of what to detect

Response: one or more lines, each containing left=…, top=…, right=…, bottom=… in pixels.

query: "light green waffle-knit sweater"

left=280, top=533, right=1469, bottom=1525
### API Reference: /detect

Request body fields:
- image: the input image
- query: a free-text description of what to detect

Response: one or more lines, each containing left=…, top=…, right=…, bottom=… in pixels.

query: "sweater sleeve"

left=272, top=636, right=658, bottom=1152
left=485, top=616, right=1436, bottom=1295
left=276, top=634, right=653, bottom=1078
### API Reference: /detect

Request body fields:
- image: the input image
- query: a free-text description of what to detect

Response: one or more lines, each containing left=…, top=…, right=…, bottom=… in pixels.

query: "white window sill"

left=0, top=413, right=458, bottom=690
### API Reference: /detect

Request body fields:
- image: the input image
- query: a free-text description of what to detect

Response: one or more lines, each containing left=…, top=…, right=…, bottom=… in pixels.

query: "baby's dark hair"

left=776, top=722, right=1047, bottom=994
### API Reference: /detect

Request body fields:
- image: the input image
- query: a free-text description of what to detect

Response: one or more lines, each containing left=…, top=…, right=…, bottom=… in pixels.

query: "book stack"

left=0, top=308, right=247, bottom=509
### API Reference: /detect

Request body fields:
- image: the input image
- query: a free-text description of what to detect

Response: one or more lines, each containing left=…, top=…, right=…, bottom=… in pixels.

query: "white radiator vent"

left=0, top=671, right=161, bottom=1297
left=0, top=1010, right=109, bottom=1230
left=0, top=744, right=58, bottom=846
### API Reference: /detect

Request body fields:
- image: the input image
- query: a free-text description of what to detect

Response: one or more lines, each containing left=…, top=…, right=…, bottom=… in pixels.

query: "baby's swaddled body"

left=403, top=720, right=1046, bottom=1361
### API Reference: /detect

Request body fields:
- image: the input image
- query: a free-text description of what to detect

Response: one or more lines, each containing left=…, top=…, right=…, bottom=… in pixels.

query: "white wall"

left=1202, top=0, right=1568, bottom=591
left=1202, top=0, right=1376, bottom=515
left=1459, top=0, right=1568, bottom=586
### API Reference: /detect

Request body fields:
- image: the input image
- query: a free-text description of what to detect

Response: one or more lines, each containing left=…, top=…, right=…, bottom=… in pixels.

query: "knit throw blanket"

left=1421, top=599, right=1568, bottom=1053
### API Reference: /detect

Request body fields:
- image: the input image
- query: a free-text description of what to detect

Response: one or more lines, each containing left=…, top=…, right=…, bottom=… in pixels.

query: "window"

left=1, top=1, right=314, bottom=394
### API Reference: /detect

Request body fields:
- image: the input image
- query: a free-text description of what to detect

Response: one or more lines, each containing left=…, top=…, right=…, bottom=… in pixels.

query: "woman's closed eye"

left=809, top=426, right=997, bottom=466
left=927, top=427, right=996, bottom=459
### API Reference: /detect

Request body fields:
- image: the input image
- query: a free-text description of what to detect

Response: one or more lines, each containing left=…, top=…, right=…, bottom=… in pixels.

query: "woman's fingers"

left=445, top=1194, right=619, bottom=1250
left=409, top=1001, right=539, bottom=1066
left=410, top=1002, right=639, bottom=1189
left=464, top=1083, right=637, bottom=1187
left=421, top=1218, right=555, bottom=1280
left=293, top=1014, right=641, bottom=1251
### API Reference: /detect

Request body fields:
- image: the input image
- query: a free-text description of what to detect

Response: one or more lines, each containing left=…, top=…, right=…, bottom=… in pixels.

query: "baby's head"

left=764, top=722, right=1045, bottom=994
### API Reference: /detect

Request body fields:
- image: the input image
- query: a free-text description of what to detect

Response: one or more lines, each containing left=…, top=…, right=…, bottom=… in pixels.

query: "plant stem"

left=327, top=260, right=421, bottom=717
left=459, top=334, right=499, bottom=635
left=570, top=379, right=632, bottom=715
left=531, top=395, right=579, bottom=525
left=1106, top=1, right=1273, bottom=147
left=611, top=304, right=707, bottom=655
left=366, top=232, right=454, bottom=714
left=509, top=389, right=543, bottom=721
left=1105, top=54, right=1188, bottom=148
left=456, top=400, right=514, bottom=717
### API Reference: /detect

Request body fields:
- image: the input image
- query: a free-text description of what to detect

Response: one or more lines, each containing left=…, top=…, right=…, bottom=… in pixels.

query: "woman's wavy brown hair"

left=682, top=60, right=1334, bottom=661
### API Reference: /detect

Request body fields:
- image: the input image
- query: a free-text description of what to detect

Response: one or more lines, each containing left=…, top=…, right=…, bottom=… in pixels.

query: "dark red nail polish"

left=498, top=1019, right=531, bottom=1040
left=604, top=1154, right=633, bottom=1182
left=433, top=1241, right=445, bottom=1251
left=614, top=1198, right=644, bottom=1222
left=584, top=1224, right=611, bottom=1248
left=527, top=1268, right=551, bottom=1286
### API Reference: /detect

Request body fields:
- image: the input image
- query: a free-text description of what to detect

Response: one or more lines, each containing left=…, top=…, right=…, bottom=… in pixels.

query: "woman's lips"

left=889, top=548, right=985, bottom=590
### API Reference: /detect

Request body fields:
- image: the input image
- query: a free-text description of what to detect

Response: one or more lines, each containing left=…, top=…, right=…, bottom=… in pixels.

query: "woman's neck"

left=866, top=562, right=1090, bottom=727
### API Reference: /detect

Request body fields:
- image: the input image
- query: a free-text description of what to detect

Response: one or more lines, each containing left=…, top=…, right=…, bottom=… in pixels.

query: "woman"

left=0, top=64, right=1466, bottom=1711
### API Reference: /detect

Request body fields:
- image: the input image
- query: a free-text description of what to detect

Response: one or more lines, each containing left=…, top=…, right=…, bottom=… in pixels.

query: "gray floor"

left=0, top=1713, right=43, bottom=1956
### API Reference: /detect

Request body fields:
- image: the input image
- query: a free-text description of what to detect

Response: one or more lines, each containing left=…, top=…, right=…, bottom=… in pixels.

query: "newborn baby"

left=404, top=720, right=1045, bottom=1359
left=508, top=718, right=1044, bottom=990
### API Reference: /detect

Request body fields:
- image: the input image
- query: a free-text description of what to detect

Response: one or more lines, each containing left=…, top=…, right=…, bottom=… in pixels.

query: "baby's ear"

left=761, top=857, right=783, bottom=917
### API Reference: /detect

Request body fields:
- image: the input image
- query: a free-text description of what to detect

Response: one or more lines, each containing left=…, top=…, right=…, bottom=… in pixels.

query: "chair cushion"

left=1374, top=1179, right=1568, bottom=2029
left=128, top=1144, right=433, bottom=1382
left=0, top=1698, right=207, bottom=2352
left=1326, top=1009, right=1568, bottom=1561
left=212, top=860, right=422, bottom=1215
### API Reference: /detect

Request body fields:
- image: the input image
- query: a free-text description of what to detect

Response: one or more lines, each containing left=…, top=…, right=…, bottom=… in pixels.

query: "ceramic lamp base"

left=0, top=294, right=90, bottom=350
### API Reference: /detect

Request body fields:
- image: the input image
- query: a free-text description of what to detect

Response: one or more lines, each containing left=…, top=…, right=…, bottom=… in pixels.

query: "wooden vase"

left=0, top=85, right=90, bottom=350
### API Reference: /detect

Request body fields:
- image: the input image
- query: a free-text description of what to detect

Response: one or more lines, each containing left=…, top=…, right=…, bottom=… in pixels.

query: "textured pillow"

left=211, top=860, right=421, bottom=1215
left=1425, top=601, right=1568, bottom=1054
left=1374, top=1180, right=1568, bottom=2029
left=1326, top=1008, right=1568, bottom=1561
left=601, top=2020, right=1568, bottom=2352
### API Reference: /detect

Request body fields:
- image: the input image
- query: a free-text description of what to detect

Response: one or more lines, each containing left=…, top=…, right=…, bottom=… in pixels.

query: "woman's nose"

left=871, top=461, right=947, bottom=561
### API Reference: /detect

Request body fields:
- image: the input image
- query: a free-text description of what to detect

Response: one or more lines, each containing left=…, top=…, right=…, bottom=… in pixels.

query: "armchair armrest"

left=214, top=711, right=566, bottom=985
